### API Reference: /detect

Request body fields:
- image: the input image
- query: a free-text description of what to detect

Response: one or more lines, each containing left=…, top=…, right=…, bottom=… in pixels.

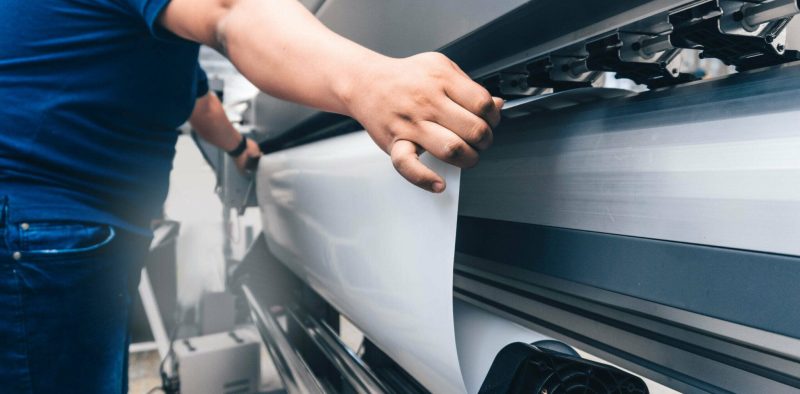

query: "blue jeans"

left=0, top=197, right=150, bottom=393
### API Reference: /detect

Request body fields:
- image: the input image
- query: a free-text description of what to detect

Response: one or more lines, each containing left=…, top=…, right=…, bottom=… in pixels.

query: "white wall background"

left=162, top=46, right=262, bottom=310
left=163, top=136, right=226, bottom=308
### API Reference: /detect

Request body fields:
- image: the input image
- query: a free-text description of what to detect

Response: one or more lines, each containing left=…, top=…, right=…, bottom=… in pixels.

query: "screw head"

left=12, top=251, right=21, bottom=261
left=20, top=222, right=29, bottom=231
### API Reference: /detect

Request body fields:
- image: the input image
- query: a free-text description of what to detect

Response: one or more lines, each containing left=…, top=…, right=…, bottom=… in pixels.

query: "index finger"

left=390, top=139, right=446, bottom=193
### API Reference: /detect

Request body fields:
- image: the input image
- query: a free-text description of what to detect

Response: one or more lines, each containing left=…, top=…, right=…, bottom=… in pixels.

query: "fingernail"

left=432, top=182, right=445, bottom=193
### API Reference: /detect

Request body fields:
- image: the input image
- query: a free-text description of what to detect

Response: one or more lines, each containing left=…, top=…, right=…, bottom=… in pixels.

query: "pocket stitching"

left=22, top=227, right=116, bottom=258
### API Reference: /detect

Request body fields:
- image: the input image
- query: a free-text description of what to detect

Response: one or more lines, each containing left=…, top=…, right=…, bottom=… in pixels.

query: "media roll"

left=255, top=131, right=562, bottom=393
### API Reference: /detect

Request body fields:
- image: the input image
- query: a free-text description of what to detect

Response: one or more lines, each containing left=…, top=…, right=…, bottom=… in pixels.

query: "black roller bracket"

left=670, top=0, right=800, bottom=72
left=480, top=58, right=594, bottom=99
left=479, top=342, right=649, bottom=394
left=482, top=72, right=547, bottom=98
left=480, top=0, right=800, bottom=101
left=585, top=33, right=698, bottom=89
left=526, top=58, right=595, bottom=92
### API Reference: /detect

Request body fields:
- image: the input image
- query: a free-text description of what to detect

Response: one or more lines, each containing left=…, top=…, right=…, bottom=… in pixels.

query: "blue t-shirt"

left=0, top=0, right=208, bottom=235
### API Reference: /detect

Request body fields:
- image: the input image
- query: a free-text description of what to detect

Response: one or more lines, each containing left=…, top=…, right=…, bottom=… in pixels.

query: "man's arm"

left=189, top=91, right=261, bottom=172
left=160, top=0, right=503, bottom=192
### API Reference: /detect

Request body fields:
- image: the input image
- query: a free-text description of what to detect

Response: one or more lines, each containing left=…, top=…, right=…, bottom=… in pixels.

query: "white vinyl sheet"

left=453, top=299, right=551, bottom=394
left=255, top=131, right=556, bottom=393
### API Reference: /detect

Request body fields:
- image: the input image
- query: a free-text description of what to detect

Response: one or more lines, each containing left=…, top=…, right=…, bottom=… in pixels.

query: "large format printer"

left=203, top=1, right=800, bottom=393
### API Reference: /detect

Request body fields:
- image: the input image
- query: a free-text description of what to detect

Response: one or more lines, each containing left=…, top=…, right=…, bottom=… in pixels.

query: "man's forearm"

left=160, top=0, right=503, bottom=192
left=189, top=92, right=241, bottom=152
left=217, top=0, right=375, bottom=116
left=164, top=0, right=371, bottom=116
left=190, top=91, right=262, bottom=173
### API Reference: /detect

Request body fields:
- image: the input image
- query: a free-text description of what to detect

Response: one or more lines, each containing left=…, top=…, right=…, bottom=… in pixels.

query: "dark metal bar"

left=241, top=284, right=328, bottom=394
left=287, top=306, right=392, bottom=394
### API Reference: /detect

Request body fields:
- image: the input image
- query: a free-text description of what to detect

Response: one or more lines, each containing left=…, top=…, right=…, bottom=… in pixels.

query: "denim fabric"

left=0, top=197, right=151, bottom=393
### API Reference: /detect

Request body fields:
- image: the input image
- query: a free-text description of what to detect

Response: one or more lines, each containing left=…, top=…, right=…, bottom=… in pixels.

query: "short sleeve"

left=123, top=0, right=185, bottom=41
left=195, top=65, right=209, bottom=98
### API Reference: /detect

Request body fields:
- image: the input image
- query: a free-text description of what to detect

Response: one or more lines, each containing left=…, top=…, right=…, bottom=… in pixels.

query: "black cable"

left=156, top=311, right=185, bottom=394
left=146, top=386, right=165, bottom=394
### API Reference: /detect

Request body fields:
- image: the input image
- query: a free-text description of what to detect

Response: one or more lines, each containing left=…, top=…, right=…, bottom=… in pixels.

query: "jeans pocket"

left=20, top=222, right=116, bottom=260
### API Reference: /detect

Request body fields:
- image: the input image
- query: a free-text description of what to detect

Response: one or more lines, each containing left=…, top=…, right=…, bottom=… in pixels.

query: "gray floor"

left=128, top=350, right=162, bottom=394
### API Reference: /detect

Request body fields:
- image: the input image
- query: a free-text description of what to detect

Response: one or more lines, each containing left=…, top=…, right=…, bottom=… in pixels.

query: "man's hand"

left=345, top=53, right=503, bottom=193
left=190, top=92, right=263, bottom=174
left=161, top=0, right=503, bottom=192
left=234, top=138, right=262, bottom=174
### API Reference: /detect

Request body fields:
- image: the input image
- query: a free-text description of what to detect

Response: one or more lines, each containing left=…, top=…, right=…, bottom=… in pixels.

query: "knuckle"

left=441, top=140, right=465, bottom=161
left=475, top=92, right=495, bottom=115
left=421, top=53, right=453, bottom=80
left=387, top=119, right=409, bottom=137
left=392, top=153, right=419, bottom=180
left=411, top=92, right=433, bottom=110
left=391, top=154, right=409, bottom=173
left=426, top=51, right=450, bottom=65
left=469, top=122, right=491, bottom=145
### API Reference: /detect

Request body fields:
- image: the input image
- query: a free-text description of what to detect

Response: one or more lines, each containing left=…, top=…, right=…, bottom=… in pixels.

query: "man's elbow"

left=212, top=11, right=231, bottom=56
left=189, top=93, right=213, bottom=124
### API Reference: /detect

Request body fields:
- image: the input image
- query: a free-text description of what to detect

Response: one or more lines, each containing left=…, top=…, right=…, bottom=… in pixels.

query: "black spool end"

left=479, top=342, right=649, bottom=394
